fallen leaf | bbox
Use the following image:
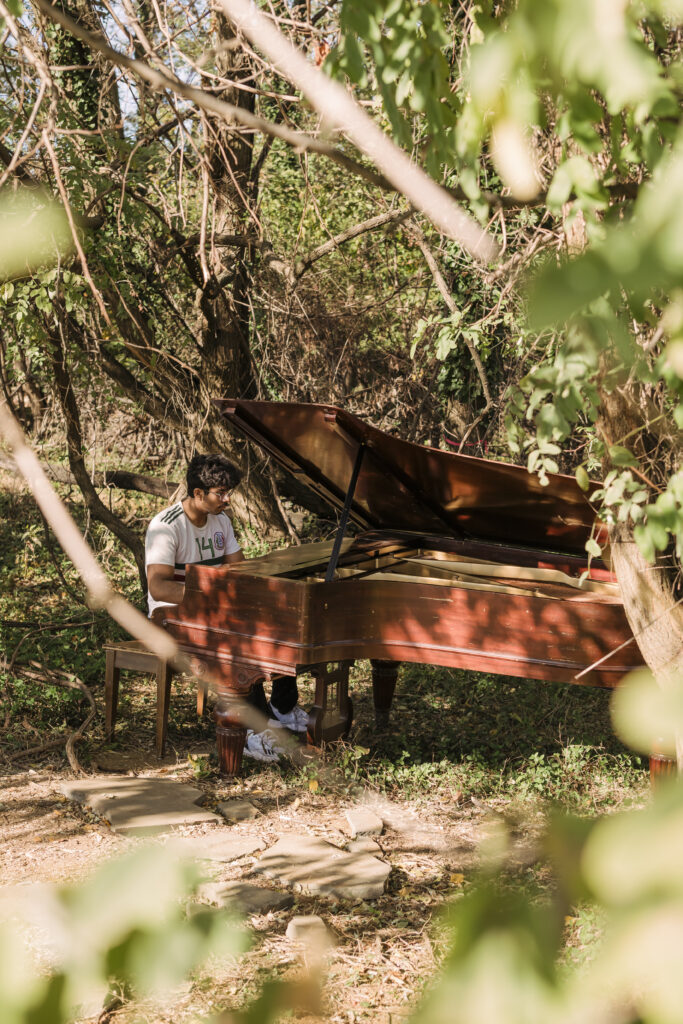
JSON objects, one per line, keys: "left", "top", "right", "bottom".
{"left": 309, "top": 778, "right": 319, "bottom": 793}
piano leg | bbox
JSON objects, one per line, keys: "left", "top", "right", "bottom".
{"left": 650, "top": 749, "right": 677, "bottom": 788}
{"left": 371, "top": 659, "right": 400, "bottom": 728}
{"left": 308, "top": 661, "right": 353, "bottom": 745}
{"left": 214, "top": 698, "right": 248, "bottom": 776}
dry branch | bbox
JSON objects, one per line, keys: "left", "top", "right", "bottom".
{"left": 0, "top": 452, "right": 178, "bottom": 497}
{"left": 9, "top": 662, "right": 95, "bottom": 773}
{"left": 410, "top": 224, "right": 493, "bottom": 445}
{"left": 294, "top": 208, "right": 412, "bottom": 280}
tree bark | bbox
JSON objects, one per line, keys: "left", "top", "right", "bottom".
{"left": 598, "top": 384, "right": 683, "bottom": 767}
{"left": 200, "top": 12, "right": 257, "bottom": 398}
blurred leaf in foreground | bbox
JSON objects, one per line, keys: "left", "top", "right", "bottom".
{"left": 0, "top": 188, "right": 73, "bottom": 281}
{"left": 611, "top": 667, "right": 683, "bottom": 759}
{"left": 2, "top": 844, "right": 247, "bottom": 1023}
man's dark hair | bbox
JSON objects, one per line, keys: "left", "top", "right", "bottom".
{"left": 186, "top": 454, "right": 242, "bottom": 495}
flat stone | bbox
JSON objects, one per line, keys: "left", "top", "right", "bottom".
{"left": 286, "top": 914, "right": 332, "bottom": 946}
{"left": 218, "top": 799, "right": 260, "bottom": 822}
{"left": 345, "top": 807, "right": 383, "bottom": 838}
{"left": 346, "top": 837, "right": 382, "bottom": 855}
{"left": 199, "top": 881, "right": 293, "bottom": 915}
{"left": 95, "top": 751, "right": 137, "bottom": 773}
{"left": 59, "top": 777, "right": 222, "bottom": 836}
{"left": 170, "top": 833, "right": 266, "bottom": 862}
{"left": 255, "top": 834, "right": 391, "bottom": 900}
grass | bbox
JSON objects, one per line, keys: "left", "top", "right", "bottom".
{"left": 300, "top": 661, "right": 647, "bottom": 813}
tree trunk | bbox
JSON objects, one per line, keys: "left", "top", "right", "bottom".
{"left": 50, "top": 323, "right": 147, "bottom": 593}
{"left": 200, "top": 12, "right": 257, "bottom": 398}
{"left": 598, "top": 385, "right": 683, "bottom": 767}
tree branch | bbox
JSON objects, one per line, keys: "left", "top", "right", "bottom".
{"left": 0, "top": 452, "right": 178, "bottom": 497}
{"left": 410, "top": 223, "right": 494, "bottom": 440}
{"left": 49, "top": 320, "right": 147, "bottom": 591}
{"left": 0, "top": 396, "right": 178, "bottom": 660}
{"left": 294, "top": 207, "right": 412, "bottom": 279}
{"left": 0, "top": 140, "right": 105, "bottom": 229}
{"left": 219, "top": 0, "right": 498, "bottom": 261}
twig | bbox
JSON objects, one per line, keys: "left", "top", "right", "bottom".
{"left": 268, "top": 464, "right": 300, "bottom": 545}
{"left": 0, "top": 617, "right": 92, "bottom": 628}
{"left": 410, "top": 224, "right": 493, "bottom": 435}
{"left": 9, "top": 662, "right": 96, "bottom": 773}
{"left": 40, "top": 511, "right": 88, "bottom": 605}
{"left": 6, "top": 734, "right": 69, "bottom": 762}
{"left": 574, "top": 591, "right": 683, "bottom": 680}
{"left": 42, "top": 130, "right": 112, "bottom": 327}
{"left": 3, "top": 618, "right": 92, "bottom": 676}
{"left": 629, "top": 464, "right": 664, "bottom": 495}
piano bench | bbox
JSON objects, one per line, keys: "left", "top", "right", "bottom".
{"left": 104, "top": 640, "right": 209, "bottom": 758}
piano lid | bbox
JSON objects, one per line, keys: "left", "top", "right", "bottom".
{"left": 217, "top": 399, "right": 605, "bottom": 558}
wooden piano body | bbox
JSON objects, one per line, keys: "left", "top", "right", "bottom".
{"left": 163, "top": 400, "right": 643, "bottom": 775}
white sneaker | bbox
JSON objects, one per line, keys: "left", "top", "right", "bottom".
{"left": 243, "top": 728, "right": 286, "bottom": 763}
{"left": 269, "top": 703, "right": 309, "bottom": 733}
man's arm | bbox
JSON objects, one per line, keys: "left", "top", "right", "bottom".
{"left": 147, "top": 563, "right": 185, "bottom": 605}
{"left": 224, "top": 550, "right": 245, "bottom": 565}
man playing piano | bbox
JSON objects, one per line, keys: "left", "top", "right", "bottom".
{"left": 145, "top": 453, "right": 308, "bottom": 761}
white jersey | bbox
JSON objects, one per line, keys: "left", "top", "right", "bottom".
{"left": 145, "top": 501, "right": 241, "bottom": 616}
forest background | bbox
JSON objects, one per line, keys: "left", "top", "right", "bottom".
{"left": 4, "top": 0, "right": 683, "bottom": 1023}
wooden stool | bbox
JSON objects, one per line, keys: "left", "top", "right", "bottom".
{"left": 104, "top": 640, "right": 208, "bottom": 758}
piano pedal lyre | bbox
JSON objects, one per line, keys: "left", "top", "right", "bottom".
{"left": 307, "top": 660, "right": 354, "bottom": 746}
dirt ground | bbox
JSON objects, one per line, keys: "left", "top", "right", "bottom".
{"left": 0, "top": 677, "right": 514, "bottom": 1024}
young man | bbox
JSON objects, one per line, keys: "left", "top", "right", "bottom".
{"left": 145, "top": 453, "right": 308, "bottom": 762}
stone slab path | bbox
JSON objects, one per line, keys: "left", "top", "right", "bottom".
{"left": 60, "top": 777, "right": 222, "bottom": 835}
{"left": 218, "top": 799, "right": 260, "bottom": 822}
{"left": 169, "top": 833, "right": 266, "bottom": 862}
{"left": 255, "top": 834, "right": 391, "bottom": 900}
{"left": 199, "top": 880, "right": 294, "bottom": 915}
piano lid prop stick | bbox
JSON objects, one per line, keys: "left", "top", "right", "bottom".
{"left": 325, "top": 444, "right": 365, "bottom": 583}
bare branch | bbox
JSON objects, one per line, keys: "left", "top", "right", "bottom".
{"left": 294, "top": 207, "right": 411, "bottom": 279}
{"left": 0, "top": 452, "right": 178, "bottom": 496}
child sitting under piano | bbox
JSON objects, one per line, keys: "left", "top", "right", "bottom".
{"left": 145, "top": 452, "right": 308, "bottom": 762}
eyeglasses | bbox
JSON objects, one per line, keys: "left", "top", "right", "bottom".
{"left": 207, "top": 488, "right": 232, "bottom": 500}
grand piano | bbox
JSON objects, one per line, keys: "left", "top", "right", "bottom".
{"left": 163, "top": 399, "right": 644, "bottom": 775}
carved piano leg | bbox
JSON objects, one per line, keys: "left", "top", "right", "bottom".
{"left": 214, "top": 698, "right": 248, "bottom": 776}
{"left": 371, "top": 659, "right": 400, "bottom": 728}
{"left": 188, "top": 657, "right": 268, "bottom": 776}
{"left": 308, "top": 661, "right": 353, "bottom": 746}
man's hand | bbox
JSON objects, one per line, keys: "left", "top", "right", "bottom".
{"left": 147, "top": 564, "right": 185, "bottom": 605}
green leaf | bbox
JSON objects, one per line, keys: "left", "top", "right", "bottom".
{"left": 575, "top": 466, "right": 590, "bottom": 491}
{"left": 585, "top": 538, "right": 602, "bottom": 558}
